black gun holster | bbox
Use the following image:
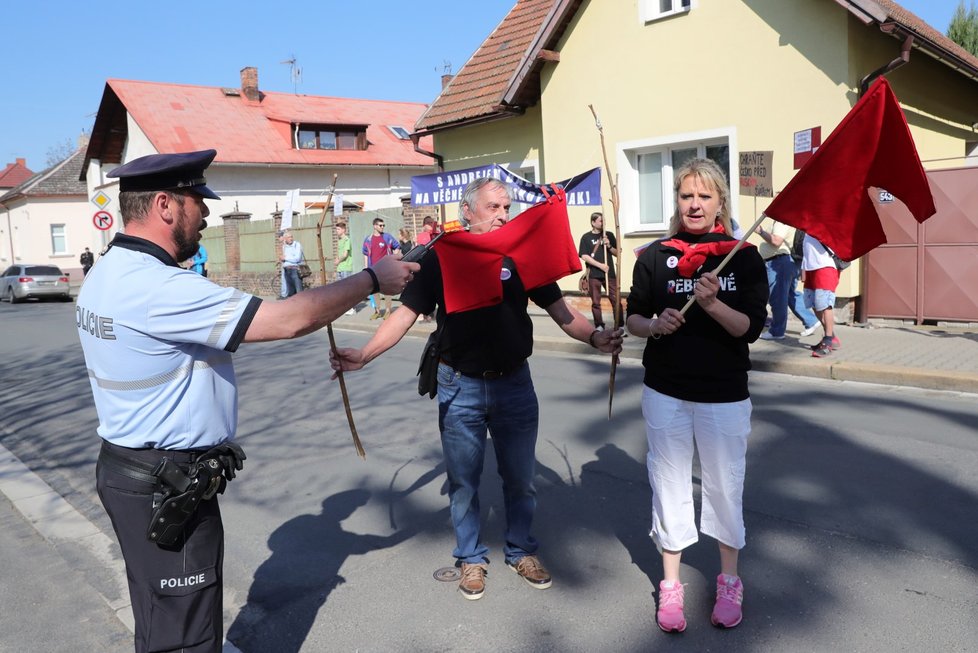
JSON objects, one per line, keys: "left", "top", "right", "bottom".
{"left": 146, "top": 443, "right": 247, "bottom": 546}
{"left": 147, "top": 457, "right": 222, "bottom": 546}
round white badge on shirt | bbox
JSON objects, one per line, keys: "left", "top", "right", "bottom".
{"left": 667, "top": 255, "right": 679, "bottom": 269}
{"left": 500, "top": 268, "right": 512, "bottom": 281}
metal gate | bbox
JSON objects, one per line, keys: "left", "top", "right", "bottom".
{"left": 865, "top": 167, "right": 978, "bottom": 323}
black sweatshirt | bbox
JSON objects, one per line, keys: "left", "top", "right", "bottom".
{"left": 627, "top": 231, "right": 769, "bottom": 402}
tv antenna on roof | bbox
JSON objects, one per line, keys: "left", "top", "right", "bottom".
{"left": 281, "top": 55, "right": 302, "bottom": 94}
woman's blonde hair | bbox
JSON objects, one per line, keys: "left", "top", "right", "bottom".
{"left": 667, "top": 158, "right": 732, "bottom": 237}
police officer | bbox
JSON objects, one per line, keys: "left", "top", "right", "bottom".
{"left": 76, "top": 149, "right": 417, "bottom": 653}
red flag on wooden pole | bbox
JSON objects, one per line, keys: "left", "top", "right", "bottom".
{"left": 435, "top": 188, "right": 582, "bottom": 314}
{"left": 764, "top": 77, "right": 936, "bottom": 261}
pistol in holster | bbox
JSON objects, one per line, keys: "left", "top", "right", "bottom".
{"left": 146, "top": 443, "right": 246, "bottom": 546}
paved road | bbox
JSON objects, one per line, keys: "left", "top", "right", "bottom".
{"left": 2, "top": 302, "right": 977, "bottom": 652}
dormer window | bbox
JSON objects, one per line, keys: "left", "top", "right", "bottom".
{"left": 388, "top": 126, "right": 411, "bottom": 140}
{"left": 296, "top": 124, "right": 367, "bottom": 150}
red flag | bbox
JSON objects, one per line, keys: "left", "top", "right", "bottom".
{"left": 764, "top": 77, "right": 936, "bottom": 261}
{"left": 435, "top": 188, "right": 582, "bottom": 313}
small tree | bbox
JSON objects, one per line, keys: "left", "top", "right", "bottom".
{"left": 948, "top": 0, "right": 978, "bottom": 57}
{"left": 44, "top": 138, "right": 77, "bottom": 168}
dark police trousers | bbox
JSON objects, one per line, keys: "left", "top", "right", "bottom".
{"left": 97, "top": 441, "right": 224, "bottom": 653}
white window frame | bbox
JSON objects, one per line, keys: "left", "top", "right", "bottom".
{"left": 640, "top": 0, "right": 693, "bottom": 24}
{"left": 50, "top": 224, "right": 67, "bottom": 255}
{"left": 508, "top": 159, "right": 540, "bottom": 215}
{"left": 617, "top": 127, "right": 738, "bottom": 236}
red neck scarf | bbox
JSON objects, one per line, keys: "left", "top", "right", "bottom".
{"left": 660, "top": 223, "right": 752, "bottom": 278}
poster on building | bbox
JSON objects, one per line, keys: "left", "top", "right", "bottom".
{"left": 793, "top": 127, "right": 821, "bottom": 169}
{"left": 411, "top": 165, "right": 602, "bottom": 207}
{"left": 739, "top": 151, "right": 774, "bottom": 198}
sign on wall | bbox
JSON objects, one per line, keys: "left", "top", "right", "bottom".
{"left": 739, "top": 151, "right": 773, "bottom": 198}
{"left": 793, "top": 127, "right": 821, "bottom": 169}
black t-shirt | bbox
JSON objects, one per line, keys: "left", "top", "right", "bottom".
{"left": 626, "top": 231, "right": 768, "bottom": 402}
{"left": 399, "top": 250, "right": 562, "bottom": 375}
{"left": 578, "top": 230, "right": 617, "bottom": 280}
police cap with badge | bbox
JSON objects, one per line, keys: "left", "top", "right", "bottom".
{"left": 108, "top": 149, "right": 221, "bottom": 199}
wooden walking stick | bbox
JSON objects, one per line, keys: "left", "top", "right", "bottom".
{"left": 314, "top": 174, "right": 366, "bottom": 458}
{"left": 588, "top": 104, "right": 623, "bottom": 419}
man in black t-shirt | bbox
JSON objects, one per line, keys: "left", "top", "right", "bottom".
{"left": 330, "top": 178, "right": 621, "bottom": 602}
{"left": 578, "top": 212, "right": 622, "bottom": 329}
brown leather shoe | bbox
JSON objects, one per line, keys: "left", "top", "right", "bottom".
{"left": 508, "top": 555, "right": 552, "bottom": 589}
{"left": 458, "top": 562, "right": 488, "bottom": 600}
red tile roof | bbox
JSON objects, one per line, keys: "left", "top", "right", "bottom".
{"left": 416, "top": 0, "right": 978, "bottom": 133}
{"left": 415, "top": 0, "right": 566, "bottom": 132}
{"left": 85, "top": 78, "right": 433, "bottom": 170}
{"left": 0, "top": 158, "right": 34, "bottom": 189}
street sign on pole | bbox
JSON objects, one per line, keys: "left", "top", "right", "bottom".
{"left": 91, "top": 191, "right": 111, "bottom": 210}
{"left": 93, "top": 210, "right": 114, "bottom": 231}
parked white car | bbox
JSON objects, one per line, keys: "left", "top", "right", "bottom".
{"left": 1, "top": 264, "right": 72, "bottom": 303}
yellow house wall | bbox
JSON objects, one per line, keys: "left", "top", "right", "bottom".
{"left": 432, "top": 104, "right": 544, "bottom": 178}
{"left": 541, "top": 0, "right": 856, "bottom": 294}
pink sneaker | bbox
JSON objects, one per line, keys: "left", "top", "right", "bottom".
{"left": 711, "top": 574, "right": 744, "bottom": 628}
{"left": 656, "top": 580, "right": 687, "bottom": 633}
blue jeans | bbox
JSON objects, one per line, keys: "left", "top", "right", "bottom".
{"left": 765, "top": 255, "right": 794, "bottom": 337}
{"left": 436, "top": 362, "right": 540, "bottom": 564}
{"left": 789, "top": 259, "right": 818, "bottom": 329}
{"left": 283, "top": 266, "right": 303, "bottom": 296}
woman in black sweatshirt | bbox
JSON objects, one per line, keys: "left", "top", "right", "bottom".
{"left": 626, "top": 158, "right": 768, "bottom": 633}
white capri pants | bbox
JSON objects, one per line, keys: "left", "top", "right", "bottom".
{"left": 642, "top": 386, "right": 751, "bottom": 552}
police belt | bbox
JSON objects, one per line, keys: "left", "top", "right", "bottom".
{"left": 98, "top": 440, "right": 246, "bottom": 547}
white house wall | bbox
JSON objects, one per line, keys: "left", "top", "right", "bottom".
{"left": 0, "top": 196, "right": 98, "bottom": 278}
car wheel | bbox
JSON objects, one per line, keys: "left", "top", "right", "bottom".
{"left": 6, "top": 286, "right": 22, "bottom": 304}
{"left": 61, "top": 294, "right": 73, "bottom": 302}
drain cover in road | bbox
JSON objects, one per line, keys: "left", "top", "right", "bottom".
{"left": 433, "top": 567, "right": 461, "bottom": 582}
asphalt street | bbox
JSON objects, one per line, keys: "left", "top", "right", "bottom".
{"left": 2, "top": 301, "right": 977, "bottom": 652}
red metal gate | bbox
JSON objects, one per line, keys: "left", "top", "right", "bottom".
{"left": 865, "top": 167, "right": 978, "bottom": 323}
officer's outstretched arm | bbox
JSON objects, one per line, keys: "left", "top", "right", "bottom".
{"left": 244, "top": 257, "right": 417, "bottom": 342}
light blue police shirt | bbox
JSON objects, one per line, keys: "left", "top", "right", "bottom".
{"left": 76, "top": 234, "right": 262, "bottom": 450}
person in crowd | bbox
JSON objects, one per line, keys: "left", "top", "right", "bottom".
{"left": 398, "top": 227, "right": 415, "bottom": 255}
{"left": 578, "top": 211, "right": 622, "bottom": 330}
{"left": 190, "top": 243, "right": 208, "bottom": 276}
{"left": 755, "top": 219, "right": 817, "bottom": 339}
{"left": 76, "top": 149, "right": 416, "bottom": 653}
{"left": 334, "top": 221, "right": 356, "bottom": 315}
{"left": 80, "top": 247, "right": 95, "bottom": 275}
{"left": 802, "top": 234, "right": 842, "bottom": 357}
{"left": 280, "top": 231, "right": 305, "bottom": 297}
{"left": 331, "top": 177, "right": 622, "bottom": 601}
{"left": 626, "top": 158, "right": 768, "bottom": 632}
{"left": 362, "top": 217, "right": 400, "bottom": 318}
{"left": 416, "top": 215, "right": 437, "bottom": 246}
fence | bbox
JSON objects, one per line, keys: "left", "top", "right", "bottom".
{"left": 201, "top": 207, "right": 405, "bottom": 297}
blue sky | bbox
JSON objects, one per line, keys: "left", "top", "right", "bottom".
{"left": 0, "top": 0, "right": 961, "bottom": 171}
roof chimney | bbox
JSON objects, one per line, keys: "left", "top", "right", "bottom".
{"left": 241, "top": 67, "right": 260, "bottom": 102}
{"left": 441, "top": 74, "right": 453, "bottom": 89}
{"left": 15, "top": 158, "right": 25, "bottom": 166}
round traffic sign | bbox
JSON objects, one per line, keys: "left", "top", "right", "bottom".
{"left": 93, "top": 210, "right": 114, "bottom": 231}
